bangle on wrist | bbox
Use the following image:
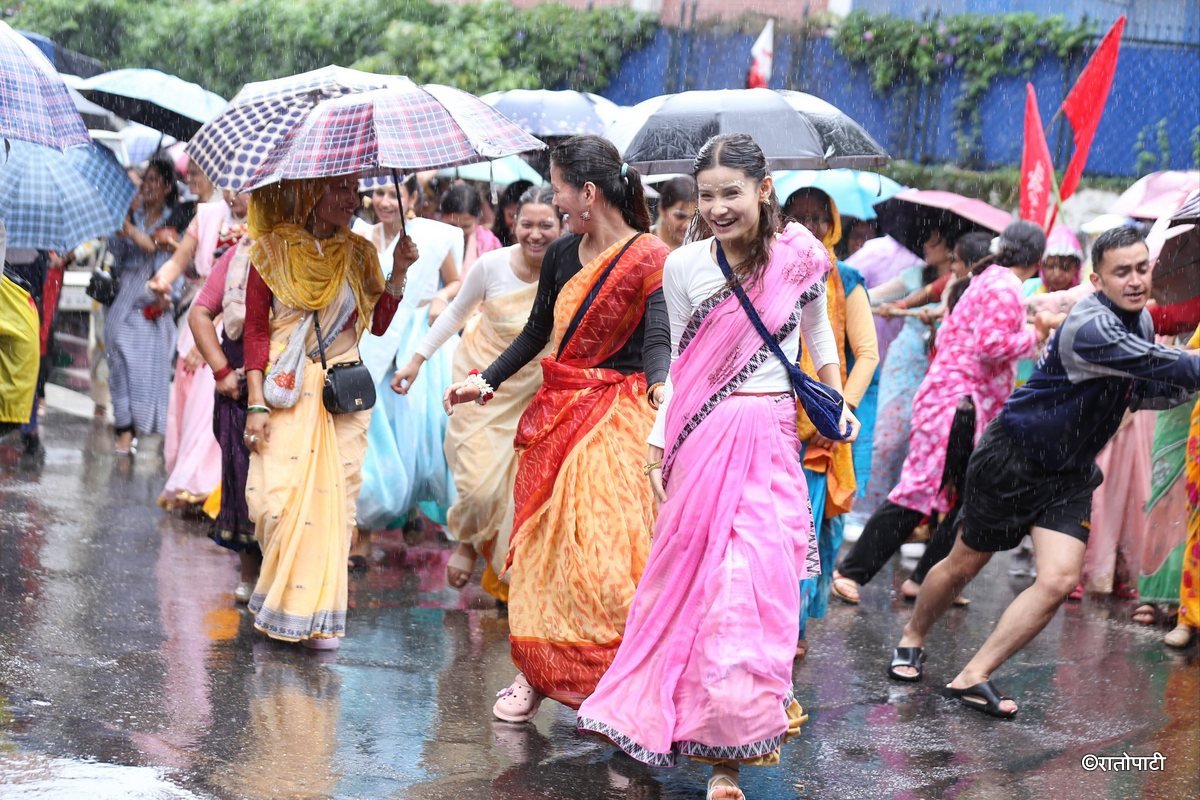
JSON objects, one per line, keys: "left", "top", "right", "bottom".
{"left": 642, "top": 460, "right": 663, "bottom": 476}
{"left": 213, "top": 364, "right": 233, "bottom": 381}
{"left": 465, "top": 369, "right": 495, "bottom": 405}
{"left": 646, "top": 382, "right": 665, "bottom": 409}
{"left": 247, "top": 404, "right": 270, "bottom": 414}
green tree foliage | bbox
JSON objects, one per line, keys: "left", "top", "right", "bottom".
{"left": 12, "top": 0, "right": 654, "bottom": 98}
{"left": 835, "top": 12, "right": 1093, "bottom": 167}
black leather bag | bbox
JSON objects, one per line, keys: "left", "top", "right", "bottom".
{"left": 312, "top": 313, "right": 376, "bottom": 414}
{"left": 85, "top": 269, "right": 120, "bottom": 306}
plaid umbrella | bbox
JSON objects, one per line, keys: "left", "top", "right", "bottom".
{"left": 0, "top": 140, "right": 136, "bottom": 251}
{"left": 0, "top": 22, "right": 89, "bottom": 150}
{"left": 188, "top": 66, "right": 401, "bottom": 191}
{"left": 74, "top": 68, "right": 227, "bottom": 142}
{"left": 242, "top": 83, "right": 545, "bottom": 190}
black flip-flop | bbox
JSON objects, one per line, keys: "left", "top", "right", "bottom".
{"left": 946, "top": 680, "right": 1017, "bottom": 719}
{"left": 347, "top": 555, "right": 369, "bottom": 573}
{"left": 887, "top": 647, "right": 926, "bottom": 682}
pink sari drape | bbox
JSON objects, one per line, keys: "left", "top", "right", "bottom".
{"left": 578, "top": 225, "right": 827, "bottom": 766}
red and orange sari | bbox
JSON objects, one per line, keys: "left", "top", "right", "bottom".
{"left": 506, "top": 233, "right": 667, "bottom": 708}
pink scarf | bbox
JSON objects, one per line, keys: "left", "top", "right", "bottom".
{"left": 663, "top": 223, "right": 828, "bottom": 479}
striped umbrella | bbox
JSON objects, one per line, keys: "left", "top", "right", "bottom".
{"left": 0, "top": 22, "right": 89, "bottom": 150}
{"left": 241, "top": 83, "right": 545, "bottom": 190}
{"left": 0, "top": 140, "right": 136, "bottom": 251}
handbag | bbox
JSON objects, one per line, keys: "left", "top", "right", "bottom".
{"left": 85, "top": 268, "right": 119, "bottom": 306}
{"left": 262, "top": 314, "right": 312, "bottom": 409}
{"left": 714, "top": 242, "right": 850, "bottom": 441}
{"left": 312, "top": 313, "right": 376, "bottom": 415}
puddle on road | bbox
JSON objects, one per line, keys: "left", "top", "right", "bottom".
{"left": 0, "top": 750, "right": 206, "bottom": 799}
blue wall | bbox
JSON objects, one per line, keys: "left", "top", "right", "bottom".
{"left": 604, "top": 28, "right": 1199, "bottom": 178}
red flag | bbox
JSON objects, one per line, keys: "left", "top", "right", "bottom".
{"left": 1020, "top": 83, "right": 1056, "bottom": 227}
{"left": 746, "top": 20, "right": 774, "bottom": 89}
{"left": 1058, "top": 15, "right": 1126, "bottom": 201}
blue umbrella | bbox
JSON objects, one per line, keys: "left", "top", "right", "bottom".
{"left": 482, "top": 89, "right": 618, "bottom": 138}
{"left": 0, "top": 21, "right": 89, "bottom": 150}
{"left": 437, "top": 155, "right": 544, "bottom": 185}
{"left": 75, "top": 68, "right": 227, "bottom": 142}
{"left": 772, "top": 169, "right": 903, "bottom": 220}
{"left": 0, "top": 140, "right": 136, "bottom": 250}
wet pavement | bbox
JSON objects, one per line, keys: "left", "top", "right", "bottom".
{"left": 0, "top": 410, "right": 1197, "bottom": 800}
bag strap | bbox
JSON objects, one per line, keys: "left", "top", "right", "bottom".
{"left": 311, "top": 312, "right": 329, "bottom": 370}
{"left": 713, "top": 241, "right": 807, "bottom": 388}
{"left": 556, "top": 233, "right": 642, "bottom": 359}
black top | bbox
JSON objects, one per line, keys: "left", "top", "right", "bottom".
{"left": 482, "top": 234, "right": 670, "bottom": 390}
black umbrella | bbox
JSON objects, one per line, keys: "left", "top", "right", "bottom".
{"left": 607, "top": 88, "right": 887, "bottom": 175}
{"left": 74, "top": 68, "right": 226, "bottom": 142}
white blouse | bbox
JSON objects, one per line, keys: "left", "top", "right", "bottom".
{"left": 414, "top": 245, "right": 536, "bottom": 359}
{"left": 648, "top": 237, "right": 840, "bottom": 448}
{"left": 352, "top": 217, "right": 464, "bottom": 307}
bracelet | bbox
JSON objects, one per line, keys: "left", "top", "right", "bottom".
{"left": 385, "top": 276, "right": 407, "bottom": 299}
{"left": 642, "top": 460, "right": 662, "bottom": 476}
{"left": 465, "top": 369, "right": 495, "bottom": 405}
{"left": 247, "top": 404, "right": 270, "bottom": 414}
{"left": 213, "top": 364, "right": 233, "bottom": 381}
{"left": 646, "top": 382, "right": 665, "bottom": 410}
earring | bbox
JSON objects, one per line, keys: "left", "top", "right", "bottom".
{"left": 579, "top": 208, "right": 592, "bottom": 222}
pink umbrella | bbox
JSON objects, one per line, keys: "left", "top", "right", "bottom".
{"left": 1109, "top": 170, "right": 1200, "bottom": 220}
{"left": 873, "top": 188, "right": 1012, "bottom": 257}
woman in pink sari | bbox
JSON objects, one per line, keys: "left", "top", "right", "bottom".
{"left": 577, "top": 134, "right": 858, "bottom": 800}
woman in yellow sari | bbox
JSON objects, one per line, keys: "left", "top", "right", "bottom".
{"left": 445, "top": 135, "right": 671, "bottom": 720}
{"left": 241, "top": 175, "right": 416, "bottom": 649}
{"left": 392, "top": 187, "right": 561, "bottom": 600}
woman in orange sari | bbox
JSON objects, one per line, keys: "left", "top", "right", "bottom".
{"left": 445, "top": 135, "right": 670, "bottom": 721}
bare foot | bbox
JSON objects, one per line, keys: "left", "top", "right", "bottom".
{"left": 795, "top": 639, "right": 808, "bottom": 660}
{"left": 900, "top": 578, "right": 920, "bottom": 600}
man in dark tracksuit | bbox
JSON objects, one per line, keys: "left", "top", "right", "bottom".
{"left": 887, "top": 226, "right": 1200, "bottom": 717}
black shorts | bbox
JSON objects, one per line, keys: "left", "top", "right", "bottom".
{"left": 958, "top": 421, "right": 1103, "bottom": 553}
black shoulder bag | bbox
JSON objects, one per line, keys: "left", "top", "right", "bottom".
{"left": 714, "top": 242, "right": 850, "bottom": 442}
{"left": 312, "top": 313, "right": 376, "bottom": 414}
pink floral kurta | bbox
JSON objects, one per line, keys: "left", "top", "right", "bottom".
{"left": 888, "top": 264, "right": 1037, "bottom": 515}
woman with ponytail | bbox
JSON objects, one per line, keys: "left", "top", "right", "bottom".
{"left": 578, "top": 134, "right": 856, "bottom": 800}
{"left": 444, "top": 134, "right": 671, "bottom": 722}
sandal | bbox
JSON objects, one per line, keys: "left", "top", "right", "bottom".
{"left": 1114, "top": 582, "right": 1138, "bottom": 600}
{"left": 446, "top": 548, "right": 476, "bottom": 589}
{"left": 830, "top": 571, "right": 860, "bottom": 605}
{"left": 1067, "top": 583, "right": 1084, "bottom": 602}
{"left": 887, "top": 646, "right": 926, "bottom": 682}
{"left": 1164, "top": 623, "right": 1195, "bottom": 649}
{"left": 493, "top": 673, "right": 543, "bottom": 723}
{"left": 946, "top": 679, "right": 1017, "bottom": 719}
{"left": 706, "top": 767, "right": 743, "bottom": 800}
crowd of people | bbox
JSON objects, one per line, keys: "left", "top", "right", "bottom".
{"left": 3, "top": 124, "right": 1199, "bottom": 799}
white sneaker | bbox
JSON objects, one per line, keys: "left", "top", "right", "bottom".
{"left": 234, "top": 581, "right": 253, "bottom": 604}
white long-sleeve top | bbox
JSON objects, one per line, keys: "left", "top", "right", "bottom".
{"left": 648, "top": 238, "right": 840, "bottom": 449}
{"left": 414, "top": 245, "right": 537, "bottom": 360}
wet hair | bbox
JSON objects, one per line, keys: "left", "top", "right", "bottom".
{"left": 551, "top": 134, "right": 652, "bottom": 232}
{"left": 1091, "top": 226, "right": 1146, "bottom": 272}
{"left": 691, "top": 133, "right": 779, "bottom": 285}
{"left": 144, "top": 157, "right": 179, "bottom": 207}
{"left": 783, "top": 186, "right": 833, "bottom": 219}
{"left": 492, "top": 179, "right": 535, "bottom": 245}
{"left": 515, "top": 185, "right": 558, "bottom": 218}
{"left": 979, "top": 219, "right": 1046, "bottom": 274}
{"left": 955, "top": 232, "right": 993, "bottom": 273}
{"left": 656, "top": 175, "right": 697, "bottom": 211}
{"left": 438, "top": 184, "right": 484, "bottom": 218}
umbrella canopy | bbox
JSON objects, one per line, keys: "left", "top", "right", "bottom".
{"left": 74, "top": 68, "right": 227, "bottom": 142}
{"left": 436, "top": 154, "right": 544, "bottom": 185}
{"left": 482, "top": 89, "right": 619, "bottom": 137}
{"left": 67, "top": 85, "right": 125, "bottom": 132}
{"left": 188, "top": 66, "right": 405, "bottom": 191}
{"left": 608, "top": 88, "right": 887, "bottom": 175}
{"left": 0, "top": 140, "right": 136, "bottom": 250}
{"left": 242, "top": 83, "right": 545, "bottom": 190}
{"left": 775, "top": 91, "right": 889, "bottom": 170}
{"left": 1151, "top": 223, "right": 1198, "bottom": 306}
{"left": 0, "top": 21, "right": 89, "bottom": 150}
{"left": 1108, "top": 170, "right": 1200, "bottom": 220}
{"left": 772, "top": 169, "right": 903, "bottom": 220}
{"left": 874, "top": 189, "right": 1012, "bottom": 257}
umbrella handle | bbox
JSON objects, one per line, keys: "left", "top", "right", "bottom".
{"left": 391, "top": 168, "right": 406, "bottom": 237}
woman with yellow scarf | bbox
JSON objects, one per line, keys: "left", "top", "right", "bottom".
{"left": 783, "top": 187, "right": 880, "bottom": 659}
{"left": 240, "top": 175, "right": 417, "bottom": 649}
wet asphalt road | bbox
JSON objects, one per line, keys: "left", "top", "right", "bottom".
{"left": 0, "top": 410, "right": 1197, "bottom": 800}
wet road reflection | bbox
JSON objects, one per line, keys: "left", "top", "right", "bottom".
{"left": 0, "top": 413, "right": 1196, "bottom": 799}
